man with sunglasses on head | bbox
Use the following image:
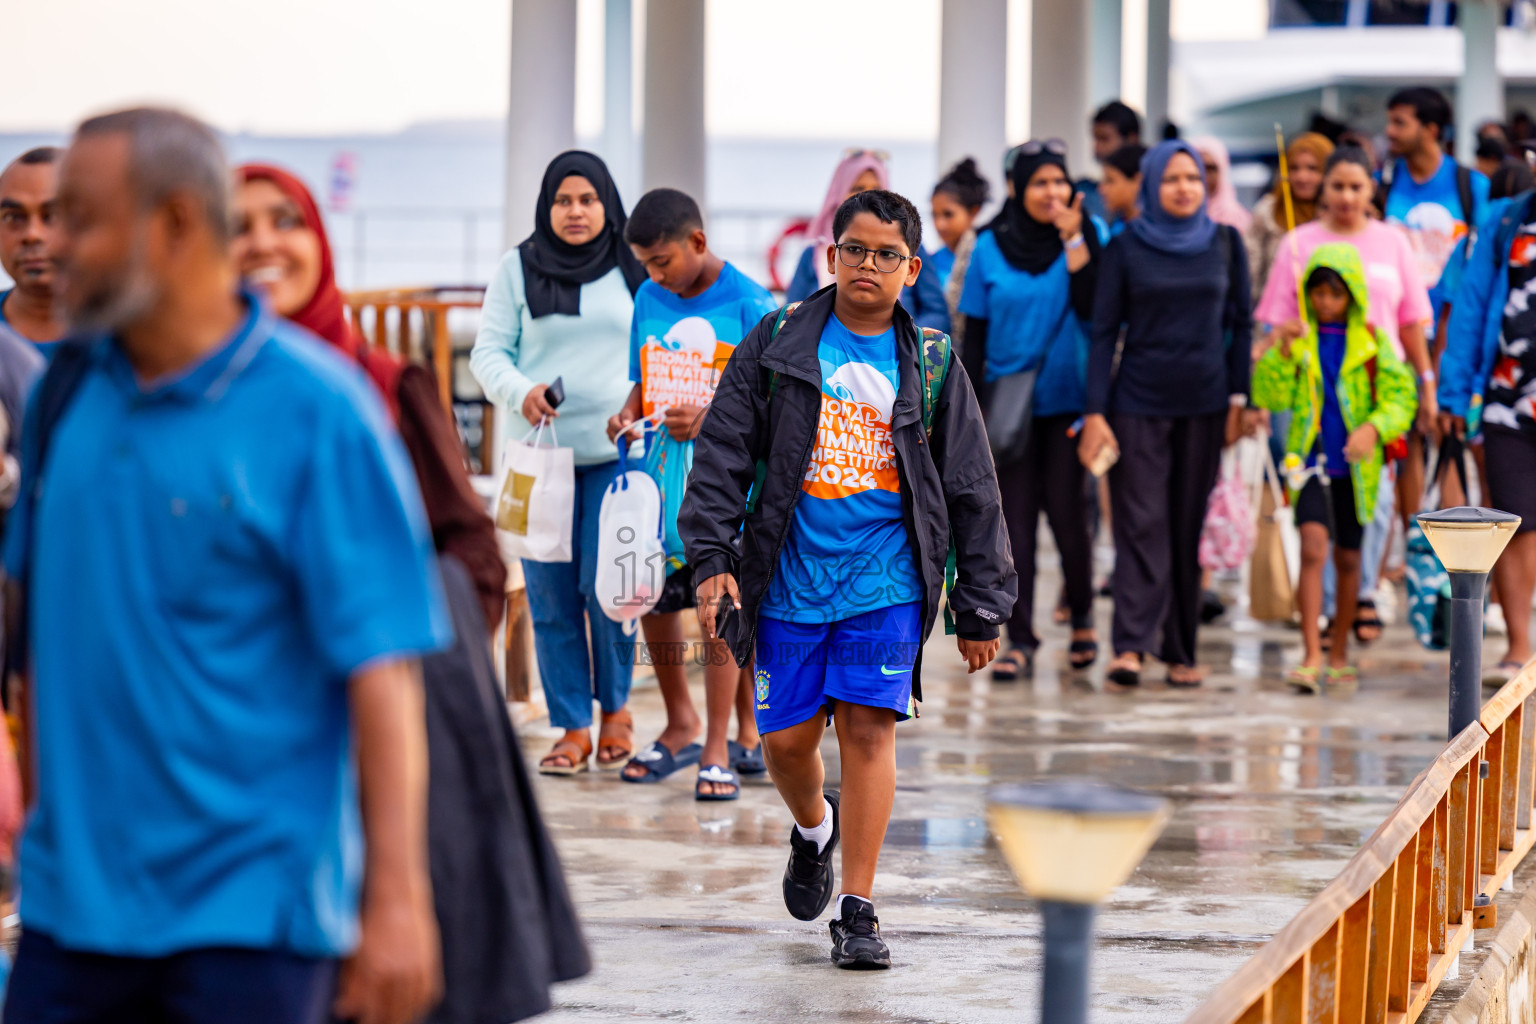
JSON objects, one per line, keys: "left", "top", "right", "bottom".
{"left": 679, "top": 188, "right": 1013, "bottom": 970}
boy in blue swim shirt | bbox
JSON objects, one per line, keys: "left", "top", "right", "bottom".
{"left": 679, "top": 189, "right": 1014, "bottom": 968}
{"left": 609, "top": 188, "right": 776, "bottom": 800}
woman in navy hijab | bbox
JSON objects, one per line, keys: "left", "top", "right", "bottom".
{"left": 1076, "top": 140, "right": 1255, "bottom": 688}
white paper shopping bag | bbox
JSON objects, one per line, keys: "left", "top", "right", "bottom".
{"left": 495, "top": 420, "right": 574, "bottom": 563}
{"left": 594, "top": 441, "right": 666, "bottom": 632}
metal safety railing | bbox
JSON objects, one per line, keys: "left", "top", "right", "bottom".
{"left": 1187, "top": 660, "right": 1536, "bottom": 1023}
{"left": 344, "top": 285, "right": 494, "bottom": 473}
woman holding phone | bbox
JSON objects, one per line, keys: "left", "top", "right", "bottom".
{"left": 472, "top": 150, "right": 647, "bottom": 775}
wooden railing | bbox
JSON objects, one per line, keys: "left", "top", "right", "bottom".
{"left": 344, "top": 285, "right": 492, "bottom": 471}
{"left": 1187, "top": 661, "right": 1536, "bottom": 1023}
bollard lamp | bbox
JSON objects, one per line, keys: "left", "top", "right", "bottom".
{"left": 988, "top": 781, "right": 1170, "bottom": 1024}
{"left": 1416, "top": 507, "right": 1521, "bottom": 740}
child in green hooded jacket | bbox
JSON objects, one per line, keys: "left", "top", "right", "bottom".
{"left": 1252, "top": 241, "right": 1417, "bottom": 691}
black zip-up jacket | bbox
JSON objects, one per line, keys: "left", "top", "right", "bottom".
{"left": 678, "top": 286, "right": 1016, "bottom": 702}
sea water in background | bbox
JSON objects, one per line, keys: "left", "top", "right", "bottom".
{"left": 0, "top": 123, "right": 942, "bottom": 292}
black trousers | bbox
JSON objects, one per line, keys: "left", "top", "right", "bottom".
{"left": 997, "top": 413, "right": 1095, "bottom": 650}
{"left": 1107, "top": 411, "right": 1226, "bottom": 667}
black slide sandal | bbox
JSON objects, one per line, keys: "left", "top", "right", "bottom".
{"left": 991, "top": 648, "right": 1032, "bottom": 681}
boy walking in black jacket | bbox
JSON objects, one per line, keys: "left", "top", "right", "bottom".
{"left": 679, "top": 189, "right": 1014, "bottom": 968}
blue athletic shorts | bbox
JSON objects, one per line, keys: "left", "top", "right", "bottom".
{"left": 752, "top": 602, "right": 922, "bottom": 734}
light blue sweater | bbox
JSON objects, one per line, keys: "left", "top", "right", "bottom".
{"left": 471, "top": 254, "right": 636, "bottom": 466}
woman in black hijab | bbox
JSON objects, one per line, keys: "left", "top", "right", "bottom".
{"left": 518, "top": 150, "right": 647, "bottom": 319}
{"left": 471, "top": 150, "right": 647, "bottom": 776}
{"left": 957, "top": 140, "right": 1105, "bottom": 680}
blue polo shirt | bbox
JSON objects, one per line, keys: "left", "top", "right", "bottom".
{"left": 3, "top": 297, "right": 452, "bottom": 957}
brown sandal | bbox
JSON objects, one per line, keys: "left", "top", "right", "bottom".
{"left": 1167, "top": 664, "right": 1208, "bottom": 688}
{"left": 539, "top": 729, "right": 593, "bottom": 776}
{"left": 596, "top": 708, "right": 635, "bottom": 770}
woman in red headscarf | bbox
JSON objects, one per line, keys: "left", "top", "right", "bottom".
{"left": 231, "top": 165, "right": 590, "bottom": 1023}
{"left": 231, "top": 164, "right": 506, "bottom": 628}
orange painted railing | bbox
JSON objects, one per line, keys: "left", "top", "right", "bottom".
{"left": 344, "top": 286, "right": 492, "bottom": 472}
{"left": 1186, "top": 660, "right": 1536, "bottom": 1023}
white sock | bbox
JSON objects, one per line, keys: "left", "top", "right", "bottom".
{"left": 836, "top": 893, "right": 872, "bottom": 919}
{"left": 795, "top": 798, "right": 834, "bottom": 854}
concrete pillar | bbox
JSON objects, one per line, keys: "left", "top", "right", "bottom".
{"left": 504, "top": 0, "right": 577, "bottom": 246}
{"left": 1457, "top": 0, "right": 1503, "bottom": 163}
{"left": 1031, "top": 0, "right": 1094, "bottom": 171}
{"left": 939, "top": 0, "right": 1008, "bottom": 182}
{"left": 1091, "top": 0, "right": 1124, "bottom": 107}
{"left": 641, "top": 0, "right": 707, "bottom": 202}
{"left": 602, "top": 0, "right": 635, "bottom": 200}
{"left": 1144, "top": 0, "right": 1171, "bottom": 136}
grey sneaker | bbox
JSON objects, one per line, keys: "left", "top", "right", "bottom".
{"left": 829, "top": 897, "right": 891, "bottom": 969}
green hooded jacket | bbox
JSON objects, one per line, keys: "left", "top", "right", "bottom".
{"left": 1251, "top": 241, "right": 1418, "bottom": 524}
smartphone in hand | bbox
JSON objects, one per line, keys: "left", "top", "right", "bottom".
{"left": 545, "top": 376, "right": 566, "bottom": 410}
{"left": 714, "top": 593, "right": 737, "bottom": 638}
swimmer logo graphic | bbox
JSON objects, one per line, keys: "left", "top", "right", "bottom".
{"left": 1399, "top": 200, "right": 1467, "bottom": 288}
{"left": 803, "top": 360, "right": 901, "bottom": 500}
{"left": 755, "top": 668, "right": 771, "bottom": 708}
{"left": 639, "top": 315, "right": 732, "bottom": 417}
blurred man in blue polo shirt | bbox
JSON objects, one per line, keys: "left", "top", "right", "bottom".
{"left": 2, "top": 107, "right": 452, "bottom": 1024}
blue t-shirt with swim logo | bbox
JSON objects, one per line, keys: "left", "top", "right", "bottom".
{"left": 628, "top": 261, "right": 776, "bottom": 417}
{"left": 760, "top": 315, "right": 923, "bottom": 623}
{"left": 1382, "top": 156, "right": 1489, "bottom": 323}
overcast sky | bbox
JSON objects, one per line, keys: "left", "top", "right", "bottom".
{"left": 5, "top": 0, "right": 1267, "bottom": 138}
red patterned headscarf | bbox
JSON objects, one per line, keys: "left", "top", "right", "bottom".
{"left": 236, "top": 163, "right": 402, "bottom": 419}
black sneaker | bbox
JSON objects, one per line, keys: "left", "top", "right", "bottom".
{"left": 782, "top": 792, "right": 839, "bottom": 921}
{"left": 830, "top": 897, "right": 891, "bottom": 969}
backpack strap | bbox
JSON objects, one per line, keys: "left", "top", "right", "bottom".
{"left": 744, "top": 303, "right": 801, "bottom": 515}
{"left": 4, "top": 339, "right": 94, "bottom": 693}
{"left": 1456, "top": 163, "right": 1477, "bottom": 244}
{"left": 1365, "top": 353, "right": 1378, "bottom": 404}
{"left": 918, "top": 327, "right": 952, "bottom": 437}
{"left": 918, "top": 325, "right": 959, "bottom": 634}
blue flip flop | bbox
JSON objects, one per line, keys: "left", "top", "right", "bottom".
{"left": 729, "top": 739, "right": 767, "bottom": 776}
{"left": 695, "top": 764, "right": 741, "bottom": 802}
{"left": 621, "top": 741, "right": 702, "bottom": 783}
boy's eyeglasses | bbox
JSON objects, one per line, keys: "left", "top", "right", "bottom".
{"left": 842, "top": 147, "right": 891, "bottom": 163}
{"left": 835, "top": 243, "right": 911, "bottom": 274}
{"left": 1018, "top": 138, "right": 1068, "bottom": 157}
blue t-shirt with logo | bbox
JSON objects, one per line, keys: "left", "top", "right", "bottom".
{"left": 760, "top": 315, "right": 923, "bottom": 623}
{"left": 1383, "top": 156, "right": 1489, "bottom": 324}
{"left": 957, "top": 222, "right": 1107, "bottom": 417}
{"left": 628, "top": 261, "right": 774, "bottom": 571}
{"left": 628, "top": 261, "right": 776, "bottom": 415}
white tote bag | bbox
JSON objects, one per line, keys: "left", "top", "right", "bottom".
{"left": 594, "top": 443, "right": 667, "bottom": 633}
{"left": 494, "top": 419, "right": 575, "bottom": 563}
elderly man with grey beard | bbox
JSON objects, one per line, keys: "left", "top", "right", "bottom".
{"left": 0, "top": 107, "right": 451, "bottom": 1024}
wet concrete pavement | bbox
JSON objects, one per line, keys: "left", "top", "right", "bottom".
{"left": 521, "top": 581, "right": 1491, "bottom": 1023}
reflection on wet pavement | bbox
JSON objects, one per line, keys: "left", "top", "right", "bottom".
{"left": 528, "top": 596, "right": 1474, "bottom": 1022}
